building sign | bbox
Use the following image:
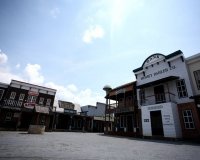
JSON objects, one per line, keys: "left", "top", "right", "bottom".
{"left": 147, "top": 105, "right": 163, "bottom": 110}
{"left": 144, "top": 119, "right": 149, "bottom": 122}
{"left": 24, "top": 102, "right": 35, "bottom": 109}
{"left": 144, "top": 54, "right": 165, "bottom": 66}
{"left": 64, "top": 109, "right": 77, "bottom": 114}
{"left": 58, "top": 100, "right": 75, "bottom": 110}
{"left": 141, "top": 65, "right": 176, "bottom": 80}
{"left": 163, "top": 114, "right": 173, "bottom": 125}
{"left": 28, "top": 91, "right": 39, "bottom": 96}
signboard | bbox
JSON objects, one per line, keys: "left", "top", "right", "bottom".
{"left": 58, "top": 100, "right": 75, "bottom": 110}
{"left": 64, "top": 109, "right": 77, "bottom": 114}
{"left": 24, "top": 103, "right": 35, "bottom": 109}
{"left": 28, "top": 91, "right": 39, "bottom": 96}
{"left": 143, "top": 54, "right": 165, "bottom": 66}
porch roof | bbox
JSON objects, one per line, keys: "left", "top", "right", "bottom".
{"left": 137, "top": 76, "right": 179, "bottom": 89}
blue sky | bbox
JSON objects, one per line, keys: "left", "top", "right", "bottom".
{"left": 0, "top": 0, "right": 200, "bottom": 106}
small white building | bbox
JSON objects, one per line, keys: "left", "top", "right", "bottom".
{"left": 133, "top": 50, "right": 194, "bottom": 138}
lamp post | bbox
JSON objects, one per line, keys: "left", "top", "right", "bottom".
{"left": 103, "top": 85, "right": 112, "bottom": 133}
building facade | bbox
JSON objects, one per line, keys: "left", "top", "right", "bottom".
{"left": 103, "top": 82, "right": 141, "bottom": 136}
{"left": 0, "top": 80, "right": 56, "bottom": 131}
{"left": 133, "top": 50, "right": 197, "bottom": 139}
{"left": 185, "top": 53, "right": 200, "bottom": 138}
{"left": 53, "top": 100, "right": 93, "bottom": 132}
{"left": 81, "top": 102, "right": 106, "bottom": 132}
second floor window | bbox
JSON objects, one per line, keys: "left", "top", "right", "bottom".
{"left": 39, "top": 97, "right": 44, "bottom": 105}
{"left": 10, "top": 92, "right": 16, "bottom": 100}
{"left": 46, "top": 98, "right": 51, "bottom": 106}
{"left": 120, "top": 115, "right": 126, "bottom": 128}
{"left": 0, "top": 89, "right": 4, "bottom": 100}
{"left": 19, "top": 94, "right": 25, "bottom": 101}
{"left": 194, "top": 70, "right": 200, "bottom": 90}
{"left": 176, "top": 79, "right": 188, "bottom": 98}
{"left": 139, "top": 89, "right": 145, "bottom": 105}
{"left": 27, "top": 95, "right": 37, "bottom": 103}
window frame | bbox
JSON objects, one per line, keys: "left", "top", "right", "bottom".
{"left": 139, "top": 89, "right": 145, "bottom": 105}
{"left": 19, "top": 93, "right": 25, "bottom": 101}
{"left": 120, "top": 115, "right": 126, "bottom": 128}
{"left": 182, "top": 110, "right": 195, "bottom": 129}
{"left": 176, "top": 79, "right": 188, "bottom": 98}
{"left": 0, "top": 89, "right": 4, "bottom": 100}
{"left": 194, "top": 70, "right": 200, "bottom": 90}
{"left": 46, "top": 98, "right": 51, "bottom": 106}
{"left": 10, "top": 92, "right": 16, "bottom": 100}
{"left": 27, "top": 95, "right": 37, "bottom": 103}
{"left": 39, "top": 97, "right": 44, "bottom": 105}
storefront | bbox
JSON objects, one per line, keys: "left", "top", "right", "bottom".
{"left": 133, "top": 50, "right": 194, "bottom": 139}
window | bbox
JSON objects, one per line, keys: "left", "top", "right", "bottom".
{"left": 194, "top": 70, "right": 200, "bottom": 90}
{"left": 0, "top": 89, "right": 4, "bottom": 100}
{"left": 27, "top": 95, "right": 37, "bottom": 103}
{"left": 10, "top": 92, "right": 16, "bottom": 100}
{"left": 5, "top": 112, "right": 12, "bottom": 121}
{"left": 120, "top": 115, "right": 126, "bottom": 128}
{"left": 46, "top": 99, "right": 51, "bottom": 106}
{"left": 19, "top": 94, "right": 25, "bottom": 101}
{"left": 39, "top": 97, "right": 44, "bottom": 105}
{"left": 139, "top": 89, "right": 145, "bottom": 105}
{"left": 176, "top": 79, "right": 188, "bottom": 98}
{"left": 182, "top": 110, "right": 195, "bottom": 129}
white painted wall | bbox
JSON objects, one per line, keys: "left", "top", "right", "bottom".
{"left": 136, "top": 56, "right": 193, "bottom": 104}
{"left": 186, "top": 53, "right": 200, "bottom": 96}
{"left": 142, "top": 102, "right": 182, "bottom": 138}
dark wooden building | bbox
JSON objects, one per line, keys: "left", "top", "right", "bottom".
{"left": 52, "top": 100, "right": 93, "bottom": 132}
{"left": 103, "top": 82, "right": 142, "bottom": 137}
{"left": 0, "top": 80, "right": 56, "bottom": 131}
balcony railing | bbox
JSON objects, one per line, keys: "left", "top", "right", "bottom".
{"left": 106, "top": 103, "right": 135, "bottom": 114}
{"left": 1, "top": 99, "right": 23, "bottom": 108}
{"left": 140, "top": 92, "right": 176, "bottom": 106}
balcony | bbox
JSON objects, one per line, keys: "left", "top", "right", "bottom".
{"left": 106, "top": 103, "right": 135, "bottom": 114}
{"left": 0, "top": 99, "right": 23, "bottom": 108}
{"left": 140, "top": 92, "right": 176, "bottom": 106}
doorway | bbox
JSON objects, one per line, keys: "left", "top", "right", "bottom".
{"left": 150, "top": 110, "right": 164, "bottom": 136}
{"left": 154, "top": 85, "right": 166, "bottom": 104}
{"left": 127, "top": 115, "right": 133, "bottom": 132}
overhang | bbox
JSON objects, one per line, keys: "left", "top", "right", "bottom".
{"left": 137, "top": 76, "right": 179, "bottom": 89}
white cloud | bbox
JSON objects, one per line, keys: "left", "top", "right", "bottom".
{"left": 0, "top": 67, "right": 23, "bottom": 84}
{"left": 24, "top": 64, "right": 44, "bottom": 85}
{"left": 45, "top": 82, "right": 104, "bottom": 107}
{"left": 50, "top": 7, "right": 60, "bottom": 18}
{"left": 83, "top": 25, "right": 105, "bottom": 43}
{"left": 0, "top": 51, "right": 8, "bottom": 64}
{"left": 0, "top": 52, "right": 105, "bottom": 109}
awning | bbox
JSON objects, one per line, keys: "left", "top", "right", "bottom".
{"left": 137, "top": 76, "right": 179, "bottom": 89}
{"left": 35, "top": 105, "right": 49, "bottom": 114}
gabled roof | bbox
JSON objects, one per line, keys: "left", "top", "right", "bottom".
{"left": 133, "top": 50, "right": 183, "bottom": 73}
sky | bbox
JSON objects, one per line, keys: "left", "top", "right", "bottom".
{"left": 0, "top": 0, "right": 200, "bottom": 107}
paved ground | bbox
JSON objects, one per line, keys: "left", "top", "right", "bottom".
{"left": 0, "top": 132, "right": 200, "bottom": 160}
